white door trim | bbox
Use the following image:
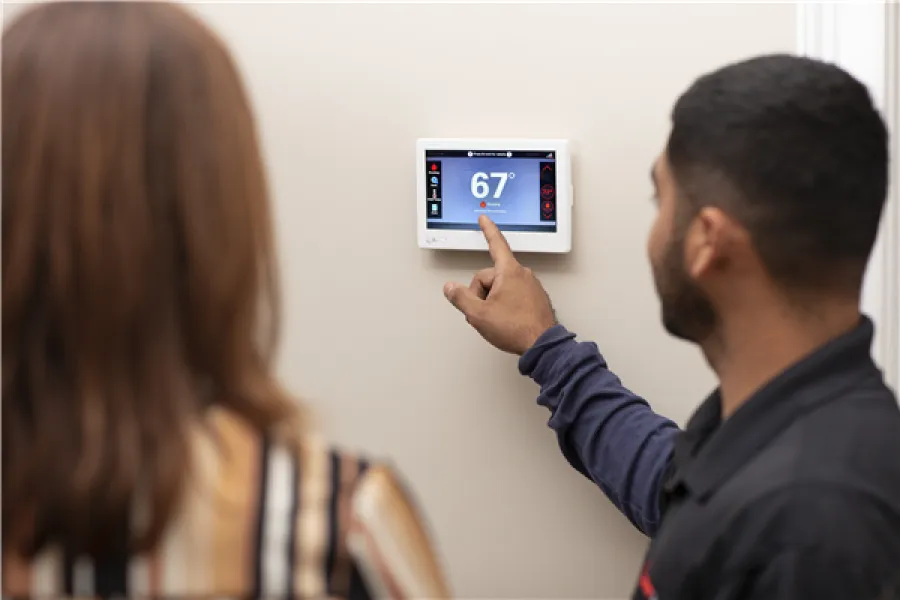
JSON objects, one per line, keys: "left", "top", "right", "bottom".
{"left": 797, "top": 1, "right": 900, "bottom": 392}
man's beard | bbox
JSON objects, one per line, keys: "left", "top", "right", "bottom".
{"left": 654, "top": 235, "right": 718, "bottom": 343}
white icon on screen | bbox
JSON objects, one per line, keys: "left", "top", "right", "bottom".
{"left": 468, "top": 151, "right": 473, "bottom": 157}
{"left": 507, "top": 152, "right": 512, "bottom": 157}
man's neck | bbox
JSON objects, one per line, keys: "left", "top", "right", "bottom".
{"left": 702, "top": 300, "right": 861, "bottom": 419}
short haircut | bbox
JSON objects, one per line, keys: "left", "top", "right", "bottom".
{"left": 667, "top": 53, "right": 889, "bottom": 292}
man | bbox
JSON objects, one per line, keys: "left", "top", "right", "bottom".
{"left": 444, "top": 54, "right": 900, "bottom": 599}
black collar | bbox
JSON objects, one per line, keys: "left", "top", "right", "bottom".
{"left": 665, "top": 316, "right": 880, "bottom": 502}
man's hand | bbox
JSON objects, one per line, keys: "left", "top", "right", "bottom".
{"left": 443, "top": 215, "right": 558, "bottom": 355}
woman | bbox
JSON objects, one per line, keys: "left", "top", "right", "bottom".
{"left": 1, "top": 2, "right": 449, "bottom": 598}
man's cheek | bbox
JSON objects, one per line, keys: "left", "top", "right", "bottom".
{"left": 647, "top": 221, "right": 662, "bottom": 263}
{"left": 648, "top": 228, "right": 668, "bottom": 270}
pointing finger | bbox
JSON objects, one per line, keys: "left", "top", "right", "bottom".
{"left": 479, "top": 215, "right": 515, "bottom": 268}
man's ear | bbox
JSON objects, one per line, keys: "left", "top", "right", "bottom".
{"left": 683, "top": 206, "right": 731, "bottom": 279}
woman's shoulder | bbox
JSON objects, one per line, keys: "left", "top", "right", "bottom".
{"left": 200, "top": 408, "right": 449, "bottom": 599}
{"left": 344, "top": 463, "right": 451, "bottom": 599}
{"left": 203, "top": 405, "right": 378, "bottom": 518}
{"left": 199, "top": 407, "right": 385, "bottom": 597}
{"left": 206, "top": 405, "right": 374, "bottom": 468}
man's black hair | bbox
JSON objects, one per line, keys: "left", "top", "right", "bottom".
{"left": 667, "top": 53, "right": 889, "bottom": 292}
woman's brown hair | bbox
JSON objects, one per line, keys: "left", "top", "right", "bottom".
{"left": 2, "top": 1, "right": 299, "bottom": 558}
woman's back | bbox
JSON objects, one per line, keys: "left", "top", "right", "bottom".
{"left": 1, "top": 3, "right": 448, "bottom": 597}
{"left": 4, "top": 408, "right": 425, "bottom": 598}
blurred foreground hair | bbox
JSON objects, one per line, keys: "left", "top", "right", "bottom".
{"left": 3, "top": 1, "right": 300, "bottom": 557}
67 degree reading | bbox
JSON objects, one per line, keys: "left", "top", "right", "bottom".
{"left": 470, "top": 172, "right": 515, "bottom": 200}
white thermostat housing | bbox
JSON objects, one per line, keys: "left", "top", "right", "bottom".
{"left": 417, "top": 138, "right": 572, "bottom": 253}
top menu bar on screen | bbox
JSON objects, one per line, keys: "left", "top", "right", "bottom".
{"left": 425, "top": 150, "right": 556, "bottom": 159}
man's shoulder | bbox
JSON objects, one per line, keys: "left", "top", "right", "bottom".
{"left": 724, "top": 479, "right": 900, "bottom": 569}
{"left": 801, "top": 379, "right": 900, "bottom": 431}
{"left": 717, "top": 384, "right": 900, "bottom": 542}
{"left": 738, "top": 383, "right": 900, "bottom": 494}
{"left": 741, "top": 478, "right": 898, "bottom": 527}
{"left": 731, "top": 383, "right": 900, "bottom": 545}
{"left": 708, "top": 481, "right": 900, "bottom": 599}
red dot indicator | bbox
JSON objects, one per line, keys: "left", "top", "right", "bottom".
{"left": 431, "top": 164, "right": 437, "bottom": 171}
{"left": 480, "top": 201, "right": 487, "bottom": 208}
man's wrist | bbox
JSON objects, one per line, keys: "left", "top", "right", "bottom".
{"left": 520, "top": 319, "right": 558, "bottom": 356}
{"left": 518, "top": 324, "right": 578, "bottom": 382}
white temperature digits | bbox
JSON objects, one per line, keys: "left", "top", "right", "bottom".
{"left": 470, "top": 172, "right": 515, "bottom": 199}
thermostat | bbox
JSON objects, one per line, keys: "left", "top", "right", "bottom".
{"left": 417, "top": 138, "right": 573, "bottom": 253}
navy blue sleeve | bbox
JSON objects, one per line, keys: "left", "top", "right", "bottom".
{"left": 518, "top": 325, "right": 681, "bottom": 537}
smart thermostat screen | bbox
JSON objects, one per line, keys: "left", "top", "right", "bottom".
{"left": 424, "top": 150, "right": 557, "bottom": 233}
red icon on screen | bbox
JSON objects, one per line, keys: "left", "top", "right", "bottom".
{"left": 480, "top": 201, "right": 487, "bottom": 208}
{"left": 431, "top": 164, "right": 438, "bottom": 171}
{"left": 541, "top": 184, "right": 555, "bottom": 200}
{"left": 545, "top": 202, "right": 552, "bottom": 210}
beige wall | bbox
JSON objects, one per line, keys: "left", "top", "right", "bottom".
{"left": 194, "top": 3, "right": 796, "bottom": 598}
{"left": 4, "top": 2, "right": 796, "bottom": 597}
{"left": 191, "top": 4, "right": 796, "bottom": 597}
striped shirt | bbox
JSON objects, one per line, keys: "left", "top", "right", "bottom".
{"left": 2, "top": 409, "right": 393, "bottom": 599}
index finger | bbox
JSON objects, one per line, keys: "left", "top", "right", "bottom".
{"left": 479, "top": 215, "right": 515, "bottom": 267}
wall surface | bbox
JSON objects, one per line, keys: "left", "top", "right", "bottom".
{"left": 3, "top": 2, "right": 796, "bottom": 597}
{"left": 190, "top": 3, "right": 796, "bottom": 598}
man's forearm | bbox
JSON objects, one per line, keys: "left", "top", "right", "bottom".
{"left": 519, "top": 325, "right": 680, "bottom": 537}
